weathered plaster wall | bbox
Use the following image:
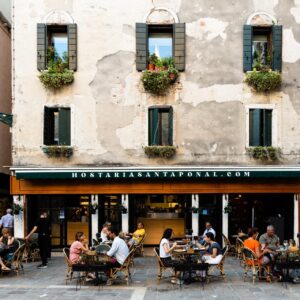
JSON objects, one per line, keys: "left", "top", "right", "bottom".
{"left": 0, "top": 21, "right": 11, "bottom": 174}
{"left": 12, "top": 0, "right": 300, "bottom": 167}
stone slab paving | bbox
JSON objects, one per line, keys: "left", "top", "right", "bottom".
{"left": 0, "top": 253, "right": 300, "bottom": 300}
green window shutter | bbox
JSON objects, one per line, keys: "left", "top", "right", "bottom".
{"left": 149, "top": 108, "right": 159, "bottom": 145}
{"left": 173, "top": 23, "right": 185, "bottom": 71}
{"left": 136, "top": 23, "right": 148, "bottom": 71}
{"left": 249, "top": 109, "right": 261, "bottom": 146}
{"left": 68, "top": 24, "right": 77, "bottom": 71}
{"left": 37, "top": 23, "right": 47, "bottom": 71}
{"left": 243, "top": 25, "right": 253, "bottom": 72}
{"left": 168, "top": 107, "right": 173, "bottom": 146}
{"left": 263, "top": 110, "right": 272, "bottom": 146}
{"left": 58, "top": 108, "right": 71, "bottom": 145}
{"left": 44, "top": 107, "right": 53, "bottom": 145}
{"left": 272, "top": 25, "right": 282, "bottom": 72}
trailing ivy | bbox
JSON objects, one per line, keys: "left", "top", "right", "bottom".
{"left": 144, "top": 146, "right": 176, "bottom": 159}
{"left": 39, "top": 47, "right": 74, "bottom": 90}
{"left": 246, "top": 146, "right": 281, "bottom": 161}
{"left": 245, "top": 69, "right": 281, "bottom": 92}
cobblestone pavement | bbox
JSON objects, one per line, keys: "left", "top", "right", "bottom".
{"left": 0, "top": 252, "right": 300, "bottom": 300}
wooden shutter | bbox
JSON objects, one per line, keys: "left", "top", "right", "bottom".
{"left": 263, "top": 110, "right": 272, "bottom": 146}
{"left": 44, "top": 107, "right": 53, "bottom": 145}
{"left": 249, "top": 109, "right": 261, "bottom": 146}
{"left": 136, "top": 23, "right": 148, "bottom": 71}
{"left": 272, "top": 25, "right": 282, "bottom": 72}
{"left": 168, "top": 107, "right": 173, "bottom": 146}
{"left": 58, "top": 108, "right": 71, "bottom": 145}
{"left": 243, "top": 25, "right": 253, "bottom": 72}
{"left": 149, "top": 108, "right": 159, "bottom": 146}
{"left": 173, "top": 23, "right": 185, "bottom": 71}
{"left": 68, "top": 24, "right": 77, "bottom": 71}
{"left": 37, "top": 23, "right": 47, "bottom": 71}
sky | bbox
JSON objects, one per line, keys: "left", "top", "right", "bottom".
{"left": 0, "top": 0, "right": 11, "bottom": 23}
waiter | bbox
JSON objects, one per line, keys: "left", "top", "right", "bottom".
{"left": 25, "top": 211, "right": 51, "bottom": 269}
{"left": 0, "top": 208, "right": 14, "bottom": 234}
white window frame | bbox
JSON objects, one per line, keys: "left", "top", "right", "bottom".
{"left": 245, "top": 104, "right": 278, "bottom": 148}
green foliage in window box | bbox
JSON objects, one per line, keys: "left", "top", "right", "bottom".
{"left": 190, "top": 206, "right": 199, "bottom": 213}
{"left": 246, "top": 146, "right": 281, "bottom": 161}
{"left": 142, "top": 57, "right": 179, "bottom": 95}
{"left": 39, "top": 47, "right": 74, "bottom": 90}
{"left": 245, "top": 69, "right": 281, "bottom": 92}
{"left": 42, "top": 146, "right": 74, "bottom": 158}
{"left": 144, "top": 146, "right": 176, "bottom": 159}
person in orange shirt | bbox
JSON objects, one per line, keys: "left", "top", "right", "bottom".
{"left": 244, "top": 227, "right": 271, "bottom": 265}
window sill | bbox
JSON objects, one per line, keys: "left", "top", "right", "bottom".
{"left": 42, "top": 145, "right": 74, "bottom": 158}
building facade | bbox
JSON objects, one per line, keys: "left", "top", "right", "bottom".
{"left": 11, "top": 0, "right": 300, "bottom": 246}
{"left": 0, "top": 7, "right": 12, "bottom": 216}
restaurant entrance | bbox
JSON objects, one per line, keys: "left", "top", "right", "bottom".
{"left": 228, "top": 193, "right": 294, "bottom": 241}
{"left": 27, "top": 195, "right": 91, "bottom": 247}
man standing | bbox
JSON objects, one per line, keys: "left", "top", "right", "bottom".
{"left": 25, "top": 211, "right": 51, "bottom": 269}
{"left": 0, "top": 208, "right": 14, "bottom": 233}
{"left": 202, "top": 222, "right": 216, "bottom": 238}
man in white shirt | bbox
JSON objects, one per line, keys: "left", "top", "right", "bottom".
{"left": 106, "top": 227, "right": 129, "bottom": 267}
{"left": 202, "top": 222, "right": 216, "bottom": 238}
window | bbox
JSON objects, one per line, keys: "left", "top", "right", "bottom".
{"left": 37, "top": 23, "right": 77, "bottom": 71}
{"left": 148, "top": 106, "right": 173, "bottom": 146}
{"left": 249, "top": 109, "right": 272, "bottom": 147}
{"left": 243, "top": 25, "right": 282, "bottom": 72}
{"left": 136, "top": 23, "right": 185, "bottom": 71}
{"left": 47, "top": 25, "right": 68, "bottom": 66}
{"left": 44, "top": 107, "right": 71, "bottom": 146}
{"left": 148, "top": 25, "right": 173, "bottom": 59}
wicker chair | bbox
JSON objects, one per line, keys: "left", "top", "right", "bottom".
{"left": 133, "top": 233, "right": 147, "bottom": 257}
{"left": 222, "top": 234, "right": 235, "bottom": 255}
{"left": 235, "top": 237, "right": 244, "bottom": 261}
{"left": 153, "top": 247, "right": 174, "bottom": 281}
{"left": 107, "top": 249, "right": 135, "bottom": 286}
{"left": 207, "top": 246, "right": 229, "bottom": 281}
{"left": 5, "top": 243, "right": 26, "bottom": 275}
{"left": 95, "top": 243, "right": 111, "bottom": 254}
{"left": 242, "top": 246, "right": 271, "bottom": 284}
{"left": 63, "top": 247, "right": 74, "bottom": 284}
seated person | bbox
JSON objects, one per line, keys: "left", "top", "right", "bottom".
{"left": 69, "top": 232, "right": 89, "bottom": 264}
{"left": 100, "top": 222, "right": 111, "bottom": 243}
{"left": 289, "top": 239, "right": 298, "bottom": 252}
{"left": 0, "top": 228, "right": 15, "bottom": 271}
{"left": 201, "top": 232, "right": 223, "bottom": 264}
{"left": 244, "top": 227, "right": 271, "bottom": 265}
{"left": 106, "top": 227, "right": 129, "bottom": 267}
{"left": 128, "top": 222, "right": 145, "bottom": 246}
{"left": 259, "top": 225, "right": 279, "bottom": 264}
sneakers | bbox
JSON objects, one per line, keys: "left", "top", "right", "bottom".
{"left": 37, "top": 264, "right": 48, "bottom": 269}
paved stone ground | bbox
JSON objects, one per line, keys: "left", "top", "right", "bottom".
{"left": 0, "top": 251, "right": 299, "bottom": 300}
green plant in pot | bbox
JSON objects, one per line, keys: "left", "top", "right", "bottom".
{"left": 89, "top": 203, "right": 98, "bottom": 214}
{"left": 144, "top": 145, "right": 176, "bottom": 158}
{"left": 246, "top": 146, "right": 281, "bottom": 161}
{"left": 148, "top": 53, "right": 158, "bottom": 70}
{"left": 39, "top": 47, "right": 74, "bottom": 90}
{"left": 141, "top": 70, "right": 171, "bottom": 95}
{"left": 13, "top": 203, "right": 23, "bottom": 215}
{"left": 168, "top": 65, "right": 179, "bottom": 83}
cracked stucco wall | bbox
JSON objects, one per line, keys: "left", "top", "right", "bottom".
{"left": 12, "top": 0, "right": 300, "bottom": 167}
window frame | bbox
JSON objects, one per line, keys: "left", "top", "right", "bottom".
{"left": 245, "top": 104, "right": 278, "bottom": 148}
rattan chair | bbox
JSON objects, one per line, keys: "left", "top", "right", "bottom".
{"left": 153, "top": 247, "right": 174, "bottom": 281}
{"left": 133, "top": 233, "right": 147, "bottom": 257}
{"left": 236, "top": 237, "right": 244, "bottom": 260}
{"left": 5, "top": 243, "right": 26, "bottom": 275}
{"left": 242, "top": 246, "right": 271, "bottom": 284}
{"left": 95, "top": 243, "right": 111, "bottom": 254}
{"left": 107, "top": 249, "right": 135, "bottom": 286}
{"left": 222, "top": 234, "right": 235, "bottom": 255}
{"left": 63, "top": 247, "right": 74, "bottom": 284}
{"left": 207, "top": 246, "right": 229, "bottom": 281}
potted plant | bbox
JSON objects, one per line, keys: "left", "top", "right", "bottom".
{"left": 13, "top": 203, "right": 23, "bottom": 215}
{"left": 89, "top": 203, "right": 98, "bottom": 214}
{"left": 190, "top": 206, "right": 199, "bottom": 214}
{"left": 148, "top": 53, "right": 158, "bottom": 70}
{"left": 42, "top": 146, "right": 74, "bottom": 158}
{"left": 119, "top": 204, "right": 128, "bottom": 214}
{"left": 39, "top": 47, "right": 74, "bottom": 90}
{"left": 144, "top": 145, "right": 176, "bottom": 158}
{"left": 168, "top": 65, "right": 179, "bottom": 83}
{"left": 246, "top": 146, "right": 281, "bottom": 161}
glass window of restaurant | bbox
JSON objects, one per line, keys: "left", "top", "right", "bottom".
{"left": 129, "top": 195, "right": 191, "bottom": 245}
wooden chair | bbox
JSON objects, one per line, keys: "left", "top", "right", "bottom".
{"left": 107, "top": 249, "right": 135, "bottom": 286}
{"left": 222, "top": 234, "right": 235, "bottom": 255}
{"left": 235, "top": 237, "right": 244, "bottom": 261}
{"left": 63, "top": 247, "right": 74, "bottom": 284}
{"left": 242, "top": 246, "right": 271, "bottom": 284}
{"left": 95, "top": 244, "right": 111, "bottom": 254}
{"left": 134, "top": 233, "right": 147, "bottom": 257}
{"left": 153, "top": 247, "right": 174, "bottom": 281}
{"left": 207, "top": 246, "right": 229, "bottom": 281}
{"left": 5, "top": 243, "right": 26, "bottom": 275}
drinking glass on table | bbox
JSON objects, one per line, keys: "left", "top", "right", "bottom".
{"left": 283, "top": 240, "right": 288, "bottom": 250}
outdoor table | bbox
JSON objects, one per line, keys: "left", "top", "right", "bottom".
{"left": 275, "top": 249, "right": 300, "bottom": 285}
